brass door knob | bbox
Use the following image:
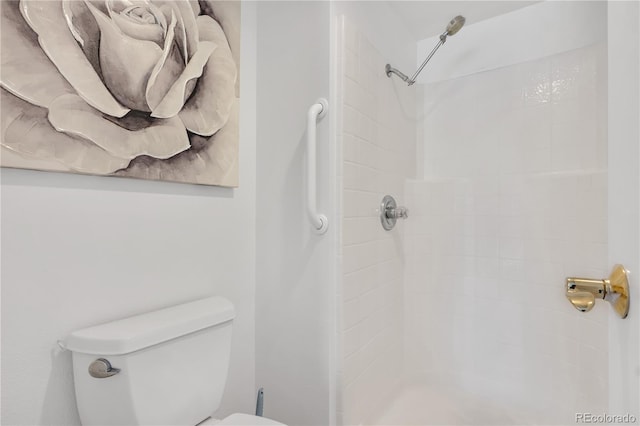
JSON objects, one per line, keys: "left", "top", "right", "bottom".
{"left": 566, "top": 264, "right": 630, "bottom": 319}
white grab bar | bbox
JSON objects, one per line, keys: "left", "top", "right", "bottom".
{"left": 307, "top": 98, "right": 329, "bottom": 234}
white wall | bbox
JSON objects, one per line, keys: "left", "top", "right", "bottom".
{"left": 332, "top": 4, "right": 418, "bottom": 424}
{"left": 332, "top": 2, "right": 416, "bottom": 78}
{"left": 254, "top": 3, "right": 336, "bottom": 426}
{"left": 406, "top": 42, "right": 609, "bottom": 418}
{"left": 607, "top": 0, "right": 640, "bottom": 419}
{"left": 0, "top": 3, "right": 257, "bottom": 424}
{"left": 406, "top": 1, "right": 610, "bottom": 423}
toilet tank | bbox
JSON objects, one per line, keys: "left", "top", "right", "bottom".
{"left": 65, "top": 297, "right": 235, "bottom": 426}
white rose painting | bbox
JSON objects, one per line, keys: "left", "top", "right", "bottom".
{"left": 0, "top": 0, "right": 240, "bottom": 187}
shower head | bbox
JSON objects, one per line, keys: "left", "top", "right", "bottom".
{"left": 385, "top": 15, "right": 466, "bottom": 86}
{"left": 445, "top": 15, "right": 466, "bottom": 36}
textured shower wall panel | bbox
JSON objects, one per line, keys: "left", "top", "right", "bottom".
{"left": 336, "top": 17, "right": 416, "bottom": 426}
{"left": 406, "top": 43, "right": 608, "bottom": 424}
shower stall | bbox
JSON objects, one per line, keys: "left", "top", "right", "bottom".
{"left": 257, "top": 1, "right": 639, "bottom": 425}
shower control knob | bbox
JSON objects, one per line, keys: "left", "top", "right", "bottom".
{"left": 380, "top": 195, "right": 408, "bottom": 230}
{"left": 388, "top": 206, "right": 409, "bottom": 219}
{"left": 88, "top": 358, "right": 121, "bottom": 378}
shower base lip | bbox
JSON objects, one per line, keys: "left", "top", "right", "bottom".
{"left": 361, "top": 374, "right": 536, "bottom": 426}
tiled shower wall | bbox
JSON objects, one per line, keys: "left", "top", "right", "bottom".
{"left": 405, "top": 43, "right": 608, "bottom": 424}
{"left": 336, "top": 17, "right": 417, "bottom": 426}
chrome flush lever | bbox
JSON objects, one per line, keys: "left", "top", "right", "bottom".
{"left": 88, "top": 358, "right": 121, "bottom": 378}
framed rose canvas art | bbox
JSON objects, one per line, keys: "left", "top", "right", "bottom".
{"left": 1, "top": 0, "right": 240, "bottom": 187}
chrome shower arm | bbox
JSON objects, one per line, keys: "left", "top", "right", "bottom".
{"left": 385, "top": 15, "right": 465, "bottom": 86}
{"left": 386, "top": 32, "right": 447, "bottom": 86}
{"left": 409, "top": 34, "right": 446, "bottom": 84}
{"left": 385, "top": 65, "right": 411, "bottom": 84}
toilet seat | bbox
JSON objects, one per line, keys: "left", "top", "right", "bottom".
{"left": 201, "top": 413, "right": 286, "bottom": 426}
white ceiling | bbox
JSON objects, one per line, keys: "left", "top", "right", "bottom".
{"left": 387, "top": 1, "right": 541, "bottom": 41}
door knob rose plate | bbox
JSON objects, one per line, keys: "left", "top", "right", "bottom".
{"left": 566, "top": 264, "right": 630, "bottom": 319}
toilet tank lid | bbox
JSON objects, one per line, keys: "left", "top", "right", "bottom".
{"left": 64, "top": 297, "right": 235, "bottom": 355}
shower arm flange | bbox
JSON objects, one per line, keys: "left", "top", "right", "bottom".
{"left": 385, "top": 64, "right": 414, "bottom": 85}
